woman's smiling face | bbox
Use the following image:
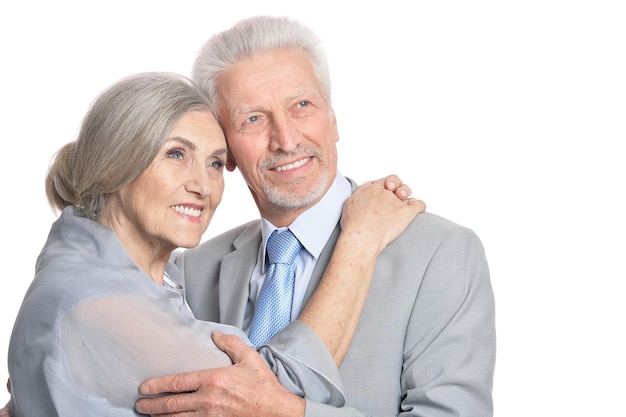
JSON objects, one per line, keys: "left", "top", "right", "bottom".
{"left": 103, "top": 109, "right": 227, "bottom": 257}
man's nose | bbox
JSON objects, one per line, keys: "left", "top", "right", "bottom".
{"left": 269, "top": 114, "right": 299, "bottom": 152}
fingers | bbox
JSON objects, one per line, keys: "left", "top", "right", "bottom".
{"left": 212, "top": 331, "right": 256, "bottom": 364}
{"left": 135, "top": 391, "right": 196, "bottom": 415}
{"left": 382, "top": 173, "right": 425, "bottom": 210}
{"left": 136, "top": 368, "right": 225, "bottom": 415}
{"left": 383, "top": 174, "right": 401, "bottom": 190}
{"left": 382, "top": 174, "right": 413, "bottom": 201}
{"left": 344, "top": 176, "right": 426, "bottom": 251}
{"left": 407, "top": 197, "right": 426, "bottom": 211}
{"left": 139, "top": 370, "right": 202, "bottom": 396}
{"left": 393, "top": 184, "right": 411, "bottom": 200}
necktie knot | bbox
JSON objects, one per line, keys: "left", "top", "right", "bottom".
{"left": 267, "top": 229, "right": 302, "bottom": 265}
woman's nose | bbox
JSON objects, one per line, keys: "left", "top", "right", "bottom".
{"left": 185, "top": 165, "right": 211, "bottom": 197}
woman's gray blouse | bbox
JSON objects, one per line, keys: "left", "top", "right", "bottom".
{"left": 9, "top": 207, "right": 343, "bottom": 416}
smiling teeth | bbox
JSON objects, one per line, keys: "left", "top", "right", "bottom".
{"left": 172, "top": 205, "right": 201, "bottom": 217}
{"left": 275, "top": 157, "right": 310, "bottom": 172}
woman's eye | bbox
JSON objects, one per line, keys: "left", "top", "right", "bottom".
{"left": 167, "top": 149, "right": 185, "bottom": 160}
{"left": 208, "top": 159, "right": 226, "bottom": 170}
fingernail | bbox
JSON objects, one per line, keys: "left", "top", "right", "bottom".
{"left": 387, "top": 182, "right": 396, "bottom": 189}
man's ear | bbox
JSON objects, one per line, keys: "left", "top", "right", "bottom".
{"left": 226, "top": 150, "right": 237, "bottom": 172}
{"left": 330, "top": 109, "right": 339, "bottom": 143}
{"left": 226, "top": 160, "right": 237, "bottom": 172}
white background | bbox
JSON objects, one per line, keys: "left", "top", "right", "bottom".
{"left": 1, "top": 1, "right": 624, "bottom": 416}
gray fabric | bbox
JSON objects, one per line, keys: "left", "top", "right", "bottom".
{"left": 181, "top": 178, "right": 496, "bottom": 417}
{"left": 8, "top": 207, "right": 344, "bottom": 417}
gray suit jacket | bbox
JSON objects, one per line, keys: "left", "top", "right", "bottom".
{"left": 180, "top": 184, "right": 495, "bottom": 417}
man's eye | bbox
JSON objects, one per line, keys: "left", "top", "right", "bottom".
{"left": 297, "top": 101, "right": 310, "bottom": 108}
{"left": 237, "top": 114, "right": 266, "bottom": 135}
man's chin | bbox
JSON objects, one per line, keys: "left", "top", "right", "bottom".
{"left": 265, "top": 182, "right": 326, "bottom": 210}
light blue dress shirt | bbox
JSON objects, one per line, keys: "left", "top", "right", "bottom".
{"left": 244, "top": 173, "right": 352, "bottom": 332}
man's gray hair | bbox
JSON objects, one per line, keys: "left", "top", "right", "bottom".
{"left": 192, "top": 15, "right": 332, "bottom": 115}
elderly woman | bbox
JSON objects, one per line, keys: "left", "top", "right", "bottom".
{"left": 6, "top": 72, "right": 423, "bottom": 416}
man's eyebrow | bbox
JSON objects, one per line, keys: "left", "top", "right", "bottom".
{"left": 233, "top": 106, "right": 265, "bottom": 118}
{"left": 287, "top": 88, "right": 321, "bottom": 103}
{"left": 231, "top": 89, "right": 321, "bottom": 118}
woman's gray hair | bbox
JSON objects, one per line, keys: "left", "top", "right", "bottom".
{"left": 46, "top": 72, "right": 211, "bottom": 221}
{"left": 191, "top": 15, "right": 332, "bottom": 116}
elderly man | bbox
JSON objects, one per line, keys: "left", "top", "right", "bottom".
{"left": 134, "top": 15, "right": 496, "bottom": 417}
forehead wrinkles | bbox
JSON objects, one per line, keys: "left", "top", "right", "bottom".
{"left": 233, "top": 88, "right": 322, "bottom": 115}
{"left": 220, "top": 51, "right": 319, "bottom": 101}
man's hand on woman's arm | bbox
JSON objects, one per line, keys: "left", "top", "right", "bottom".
{"left": 135, "top": 332, "right": 304, "bottom": 417}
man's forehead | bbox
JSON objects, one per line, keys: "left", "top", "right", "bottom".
{"left": 231, "top": 88, "right": 322, "bottom": 113}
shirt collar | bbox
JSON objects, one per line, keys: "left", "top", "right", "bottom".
{"left": 260, "top": 171, "right": 351, "bottom": 270}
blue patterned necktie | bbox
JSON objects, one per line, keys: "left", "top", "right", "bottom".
{"left": 248, "top": 229, "right": 303, "bottom": 347}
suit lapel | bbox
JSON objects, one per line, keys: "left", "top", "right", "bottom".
{"left": 218, "top": 225, "right": 262, "bottom": 327}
